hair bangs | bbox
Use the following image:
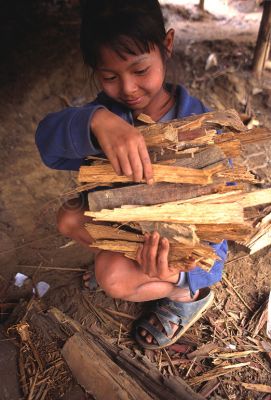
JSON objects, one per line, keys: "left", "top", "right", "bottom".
{"left": 107, "top": 35, "right": 155, "bottom": 61}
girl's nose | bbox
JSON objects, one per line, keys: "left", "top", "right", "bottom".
{"left": 120, "top": 76, "right": 137, "bottom": 96}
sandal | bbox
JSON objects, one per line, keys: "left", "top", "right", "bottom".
{"left": 135, "top": 288, "right": 214, "bottom": 350}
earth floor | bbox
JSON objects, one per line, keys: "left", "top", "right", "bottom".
{"left": 0, "top": 1, "right": 270, "bottom": 399}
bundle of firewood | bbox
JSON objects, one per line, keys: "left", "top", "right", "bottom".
{"left": 78, "top": 109, "right": 271, "bottom": 272}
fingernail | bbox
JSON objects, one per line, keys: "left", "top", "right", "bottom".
{"left": 147, "top": 178, "right": 154, "bottom": 185}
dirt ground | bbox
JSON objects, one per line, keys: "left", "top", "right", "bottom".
{"left": 0, "top": 1, "right": 271, "bottom": 399}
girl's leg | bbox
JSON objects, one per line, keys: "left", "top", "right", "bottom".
{"left": 94, "top": 250, "right": 194, "bottom": 301}
{"left": 57, "top": 197, "right": 97, "bottom": 249}
{"left": 57, "top": 198, "right": 199, "bottom": 344}
{"left": 94, "top": 250, "right": 199, "bottom": 344}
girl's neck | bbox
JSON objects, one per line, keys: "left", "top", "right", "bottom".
{"left": 133, "top": 87, "right": 175, "bottom": 122}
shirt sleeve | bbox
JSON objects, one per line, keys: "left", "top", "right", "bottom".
{"left": 35, "top": 100, "right": 106, "bottom": 171}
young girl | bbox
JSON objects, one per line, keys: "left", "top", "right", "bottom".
{"left": 36, "top": 0, "right": 227, "bottom": 349}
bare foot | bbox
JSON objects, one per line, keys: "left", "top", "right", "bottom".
{"left": 82, "top": 271, "right": 98, "bottom": 290}
{"left": 140, "top": 288, "right": 199, "bottom": 344}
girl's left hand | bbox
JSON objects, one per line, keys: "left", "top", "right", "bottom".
{"left": 136, "top": 232, "right": 179, "bottom": 281}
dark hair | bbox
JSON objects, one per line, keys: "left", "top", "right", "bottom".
{"left": 80, "top": 0, "right": 167, "bottom": 69}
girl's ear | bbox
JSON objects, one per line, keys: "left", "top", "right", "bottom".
{"left": 164, "top": 29, "right": 175, "bottom": 57}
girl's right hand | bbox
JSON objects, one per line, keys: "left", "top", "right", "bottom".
{"left": 91, "top": 108, "right": 153, "bottom": 184}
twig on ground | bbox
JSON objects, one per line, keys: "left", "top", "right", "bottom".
{"left": 222, "top": 275, "right": 253, "bottom": 312}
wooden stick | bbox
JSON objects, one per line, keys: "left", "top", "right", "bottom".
{"left": 187, "top": 362, "right": 250, "bottom": 386}
{"left": 18, "top": 265, "right": 87, "bottom": 272}
{"left": 87, "top": 182, "right": 237, "bottom": 212}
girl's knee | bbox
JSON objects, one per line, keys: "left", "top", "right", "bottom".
{"left": 95, "top": 252, "right": 131, "bottom": 299}
{"left": 57, "top": 199, "right": 86, "bottom": 236}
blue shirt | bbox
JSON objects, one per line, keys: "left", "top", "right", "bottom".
{"left": 36, "top": 84, "right": 228, "bottom": 293}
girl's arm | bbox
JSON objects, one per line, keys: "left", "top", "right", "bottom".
{"left": 36, "top": 101, "right": 105, "bottom": 171}
{"left": 36, "top": 99, "right": 153, "bottom": 183}
{"left": 91, "top": 109, "right": 153, "bottom": 184}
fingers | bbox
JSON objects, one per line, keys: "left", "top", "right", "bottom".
{"left": 128, "top": 150, "right": 143, "bottom": 182}
{"left": 105, "top": 152, "right": 122, "bottom": 176}
{"left": 157, "top": 237, "right": 170, "bottom": 277}
{"left": 147, "top": 232, "right": 160, "bottom": 277}
{"left": 140, "top": 232, "right": 164, "bottom": 278}
{"left": 136, "top": 243, "right": 143, "bottom": 265}
{"left": 141, "top": 233, "right": 150, "bottom": 274}
{"left": 105, "top": 135, "right": 152, "bottom": 183}
{"left": 117, "top": 149, "right": 133, "bottom": 177}
{"left": 138, "top": 140, "right": 153, "bottom": 184}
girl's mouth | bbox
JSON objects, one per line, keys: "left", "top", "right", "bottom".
{"left": 123, "top": 96, "right": 143, "bottom": 106}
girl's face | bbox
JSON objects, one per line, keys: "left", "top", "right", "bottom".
{"left": 95, "top": 30, "right": 174, "bottom": 119}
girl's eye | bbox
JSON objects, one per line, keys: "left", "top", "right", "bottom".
{"left": 135, "top": 67, "right": 149, "bottom": 75}
{"left": 103, "top": 75, "right": 117, "bottom": 82}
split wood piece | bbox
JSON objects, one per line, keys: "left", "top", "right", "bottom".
{"left": 87, "top": 182, "right": 236, "bottom": 212}
{"left": 152, "top": 126, "right": 271, "bottom": 161}
{"left": 242, "top": 210, "right": 271, "bottom": 254}
{"left": 62, "top": 333, "right": 153, "bottom": 400}
{"left": 85, "top": 202, "right": 244, "bottom": 225}
{"left": 151, "top": 145, "right": 228, "bottom": 168}
{"left": 88, "top": 239, "right": 220, "bottom": 272}
{"left": 49, "top": 308, "right": 205, "bottom": 400}
{"left": 85, "top": 221, "right": 253, "bottom": 245}
{"left": 85, "top": 223, "right": 143, "bottom": 242}
{"left": 138, "top": 222, "right": 199, "bottom": 246}
{"left": 211, "top": 164, "right": 259, "bottom": 184}
{"left": 181, "top": 187, "right": 271, "bottom": 208}
{"left": 214, "top": 127, "right": 271, "bottom": 148}
{"left": 214, "top": 139, "right": 241, "bottom": 158}
{"left": 137, "top": 110, "right": 246, "bottom": 148}
{"left": 175, "top": 131, "right": 218, "bottom": 150}
{"left": 135, "top": 220, "right": 252, "bottom": 243}
{"left": 195, "top": 223, "right": 252, "bottom": 242}
{"left": 85, "top": 221, "right": 199, "bottom": 247}
{"left": 79, "top": 163, "right": 219, "bottom": 185}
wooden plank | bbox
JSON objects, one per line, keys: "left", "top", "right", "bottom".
{"left": 62, "top": 333, "right": 153, "bottom": 400}
{"left": 50, "top": 308, "right": 205, "bottom": 400}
